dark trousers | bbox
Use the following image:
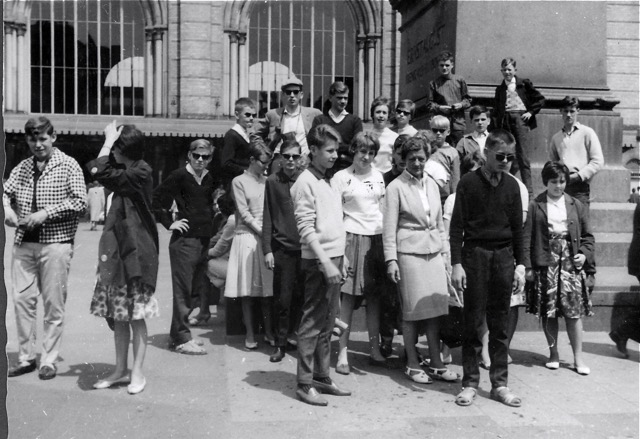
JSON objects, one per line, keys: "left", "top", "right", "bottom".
{"left": 565, "top": 182, "right": 596, "bottom": 275}
{"left": 461, "top": 245, "right": 514, "bottom": 389}
{"left": 169, "top": 235, "right": 210, "bottom": 345}
{"left": 273, "top": 248, "right": 303, "bottom": 347}
{"left": 297, "top": 257, "right": 343, "bottom": 385}
{"left": 503, "top": 112, "right": 533, "bottom": 194}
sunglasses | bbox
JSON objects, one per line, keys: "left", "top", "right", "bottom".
{"left": 283, "top": 89, "right": 301, "bottom": 96}
{"left": 191, "top": 153, "right": 211, "bottom": 160}
{"left": 281, "top": 153, "right": 301, "bottom": 161}
{"left": 243, "top": 112, "right": 257, "bottom": 118}
{"left": 396, "top": 110, "right": 411, "bottom": 116}
{"left": 494, "top": 152, "right": 516, "bottom": 162}
{"left": 431, "top": 128, "right": 447, "bottom": 134}
{"left": 257, "top": 158, "right": 271, "bottom": 165}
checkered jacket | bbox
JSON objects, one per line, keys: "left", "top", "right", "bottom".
{"left": 3, "top": 148, "right": 87, "bottom": 245}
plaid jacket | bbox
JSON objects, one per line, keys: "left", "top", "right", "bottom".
{"left": 4, "top": 148, "right": 87, "bottom": 245}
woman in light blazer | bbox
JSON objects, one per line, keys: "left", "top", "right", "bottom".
{"left": 383, "top": 136, "right": 457, "bottom": 384}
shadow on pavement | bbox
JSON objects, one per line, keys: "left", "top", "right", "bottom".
{"left": 57, "top": 362, "right": 121, "bottom": 391}
{"left": 243, "top": 370, "right": 297, "bottom": 401}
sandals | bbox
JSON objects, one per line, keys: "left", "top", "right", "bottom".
{"left": 490, "top": 386, "right": 522, "bottom": 407}
{"left": 405, "top": 366, "right": 432, "bottom": 384}
{"left": 428, "top": 367, "right": 459, "bottom": 382}
{"left": 455, "top": 387, "right": 477, "bottom": 406}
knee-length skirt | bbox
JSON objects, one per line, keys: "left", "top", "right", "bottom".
{"left": 224, "top": 232, "right": 273, "bottom": 298}
{"left": 397, "top": 252, "right": 449, "bottom": 321}
{"left": 342, "top": 233, "right": 386, "bottom": 298}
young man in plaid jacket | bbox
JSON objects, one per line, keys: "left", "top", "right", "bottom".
{"left": 4, "top": 116, "right": 87, "bottom": 380}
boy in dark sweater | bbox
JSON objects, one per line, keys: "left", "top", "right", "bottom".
{"left": 153, "top": 139, "right": 217, "bottom": 355}
{"left": 262, "top": 139, "right": 304, "bottom": 363}
{"left": 450, "top": 129, "right": 526, "bottom": 408}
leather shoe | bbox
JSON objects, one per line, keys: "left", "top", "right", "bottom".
{"left": 38, "top": 365, "right": 57, "bottom": 380}
{"left": 296, "top": 386, "right": 328, "bottom": 406}
{"left": 269, "top": 347, "right": 286, "bottom": 363}
{"left": 312, "top": 379, "right": 351, "bottom": 396}
{"left": 8, "top": 360, "right": 36, "bottom": 377}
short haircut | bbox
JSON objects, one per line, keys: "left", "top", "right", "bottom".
{"left": 349, "top": 131, "right": 380, "bottom": 156}
{"left": 437, "top": 50, "right": 454, "bottom": 63}
{"left": 370, "top": 96, "right": 391, "bottom": 119}
{"left": 430, "top": 115, "right": 450, "bottom": 129}
{"left": 114, "top": 125, "right": 145, "bottom": 160}
{"left": 469, "top": 105, "right": 489, "bottom": 119}
{"left": 501, "top": 57, "right": 517, "bottom": 68}
{"left": 486, "top": 129, "right": 515, "bottom": 151}
{"left": 234, "top": 97, "right": 256, "bottom": 113}
{"left": 216, "top": 192, "right": 236, "bottom": 217}
{"left": 541, "top": 161, "right": 570, "bottom": 185}
{"left": 25, "top": 116, "right": 54, "bottom": 137}
{"left": 189, "top": 139, "right": 213, "bottom": 152}
{"left": 560, "top": 96, "right": 580, "bottom": 109}
{"left": 280, "top": 137, "right": 301, "bottom": 153}
{"left": 329, "top": 81, "right": 349, "bottom": 96}
{"left": 461, "top": 150, "right": 486, "bottom": 175}
{"left": 396, "top": 99, "right": 416, "bottom": 118}
{"left": 308, "top": 124, "right": 342, "bottom": 149}
{"left": 415, "top": 129, "right": 437, "bottom": 154}
{"left": 393, "top": 134, "right": 411, "bottom": 152}
{"left": 401, "top": 135, "right": 431, "bottom": 160}
{"left": 249, "top": 137, "right": 273, "bottom": 160}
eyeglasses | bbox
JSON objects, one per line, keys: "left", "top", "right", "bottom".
{"left": 191, "top": 153, "right": 211, "bottom": 161}
{"left": 493, "top": 152, "right": 516, "bottom": 162}
{"left": 281, "top": 153, "right": 301, "bottom": 161}
{"left": 283, "top": 89, "right": 301, "bottom": 96}
{"left": 243, "top": 112, "right": 257, "bottom": 118}
{"left": 431, "top": 128, "right": 447, "bottom": 134}
{"left": 396, "top": 110, "right": 411, "bottom": 116}
{"left": 257, "top": 158, "right": 271, "bottom": 166}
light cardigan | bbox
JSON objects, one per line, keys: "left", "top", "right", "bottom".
{"left": 383, "top": 170, "right": 449, "bottom": 262}
{"left": 290, "top": 168, "right": 346, "bottom": 260}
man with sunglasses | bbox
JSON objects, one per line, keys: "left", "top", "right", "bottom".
{"left": 256, "top": 78, "right": 322, "bottom": 160}
{"left": 153, "top": 139, "right": 217, "bottom": 355}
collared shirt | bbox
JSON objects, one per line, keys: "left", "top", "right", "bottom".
{"left": 481, "top": 166, "right": 502, "bottom": 187}
{"left": 506, "top": 77, "right": 517, "bottom": 92}
{"left": 281, "top": 107, "right": 309, "bottom": 154}
{"left": 329, "top": 108, "right": 348, "bottom": 124}
{"left": 471, "top": 130, "right": 488, "bottom": 153}
{"left": 185, "top": 163, "right": 209, "bottom": 185}
{"left": 547, "top": 195, "right": 568, "bottom": 234}
{"left": 307, "top": 163, "right": 330, "bottom": 182}
{"left": 4, "top": 148, "right": 87, "bottom": 245}
{"left": 231, "top": 123, "right": 251, "bottom": 143}
{"left": 406, "top": 172, "right": 431, "bottom": 225}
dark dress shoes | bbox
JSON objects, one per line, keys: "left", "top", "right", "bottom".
{"left": 38, "top": 365, "right": 57, "bottom": 380}
{"left": 609, "top": 331, "right": 629, "bottom": 358}
{"left": 8, "top": 360, "right": 37, "bottom": 377}
{"left": 312, "top": 379, "right": 351, "bottom": 396}
{"left": 296, "top": 386, "right": 328, "bottom": 406}
{"left": 269, "top": 347, "right": 286, "bottom": 363}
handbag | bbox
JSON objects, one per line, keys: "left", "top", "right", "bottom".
{"left": 440, "top": 272, "right": 464, "bottom": 348}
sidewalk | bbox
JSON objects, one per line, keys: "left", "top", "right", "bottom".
{"left": 4, "top": 225, "right": 639, "bottom": 438}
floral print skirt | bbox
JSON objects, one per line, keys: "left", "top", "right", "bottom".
{"left": 90, "top": 275, "right": 159, "bottom": 322}
{"left": 526, "top": 236, "right": 593, "bottom": 319}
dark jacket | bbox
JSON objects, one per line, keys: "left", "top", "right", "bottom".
{"left": 493, "top": 76, "right": 545, "bottom": 130}
{"left": 523, "top": 192, "right": 594, "bottom": 269}
{"left": 87, "top": 156, "right": 159, "bottom": 289}
{"left": 629, "top": 204, "right": 640, "bottom": 277}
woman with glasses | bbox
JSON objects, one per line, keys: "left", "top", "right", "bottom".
{"left": 383, "top": 135, "right": 457, "bottom": 384}
{"left": 225, "top": 138, "right": 275, "bottom": 349}
{"left": 331, "top": 132, "right": 388, "bottom": 374}
{"left": 395, "top": 99, "right": 418, "bottom": 137}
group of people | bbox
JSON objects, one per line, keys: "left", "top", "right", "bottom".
{"left": 5, "top": 50, "right": 629, "bottom": 408}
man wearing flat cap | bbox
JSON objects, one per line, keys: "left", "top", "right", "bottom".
{"left": 256, "top": 77, "right": 322, "bottom": 158}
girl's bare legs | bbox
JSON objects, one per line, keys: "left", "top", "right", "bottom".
{"left": 403, "top": 320, "right": 421, "bottom": 369}
{"left": 101, "top": 321, "right": 130, "bottom": 382}
{"left": 425, "top": 317, "right": 445, "bottom": 369}
{"left": 130, "top": 319, "right": 147, "bottom": 387}
{"left": 242, "top": 297, "right": 255, "bottom": 344}
{"left": 566, "top": 317, "right": 587, "bottom": 368}
{"left": 337, "top": 294, "right": 355, "bottom": 367}
{"left": 542, "top": 316, "right": 560, "bottom": 363}
{"left": 366, "top": 297, "right": 384, "bottom": 361}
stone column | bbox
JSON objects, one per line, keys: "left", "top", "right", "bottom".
{"left": 238, "top": 33, "right": 248, "bottom": 99}
{"left": 145, "top": 28, "right": 154, "bottom": 115}
{"left": 153, "top": 28, "right": 165, "bottom": 116}
{"left": 357, "top": 37, "right": 366, "bottom": 120}
{"left": 4, "top": 22, "right": 16, "bottom": 112}
{"left": 229, "top": 32, "right": 239, "bottom": 114}
{"left": 366, "top": 37, "right": 377, "bottom": 118}
{"left": 222, "top": 31, "right": 231, "bottom": 116}
{"left": 15, "top": 23, "right": 26, "bottom": 113}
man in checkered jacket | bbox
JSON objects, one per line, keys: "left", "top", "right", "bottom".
{"left": 3, "top": 117, "right": 87, "bottom": 380}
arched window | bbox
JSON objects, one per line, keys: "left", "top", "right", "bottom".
{"left": 30, "top": 0, "right": 145, "bottom": 115}
{"left": 248, "top": 1, "right": 356, "bottom": 117}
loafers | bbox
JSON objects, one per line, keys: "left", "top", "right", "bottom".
{"left": 575, "top": 364, "right": 590, "bottom": 376}
{"left": 38, "top": 365, "right": 57, "bottom": 380}
{"left": 296, "top": 386, "right": 328, "bottom": 406}
{"left": 545, "top": 361, "right": 560, "bottom": 370}
{"left": 312, "top": 379, "right": 351, "bottom": 396}
{"left": 8, "top": 360, "right": 37, "bottom": 377}
{"left": 93, "top": 374, "right": 131, "bottom": 389}
{"left": 269, "top": 347, "right": 286, "bottom": 363}
{"left": 127, "top": 377, "right": 146, "bottom": 395}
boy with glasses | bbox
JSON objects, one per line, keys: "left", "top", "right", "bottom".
{"left": 153, "top": 139, "right": 217, "bottom": 355}
{"left": 395, "top": 99, "right": 418, "bottom": 137}
{"left": 221, "top": 97, "right": 258, "bottom": 188}
{"left": 450, "top": 129, "right": 526, "bottom": 408}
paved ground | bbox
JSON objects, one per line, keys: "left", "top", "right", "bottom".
{"left": 3, "top": 224, "right": 639, "bottom": 438}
